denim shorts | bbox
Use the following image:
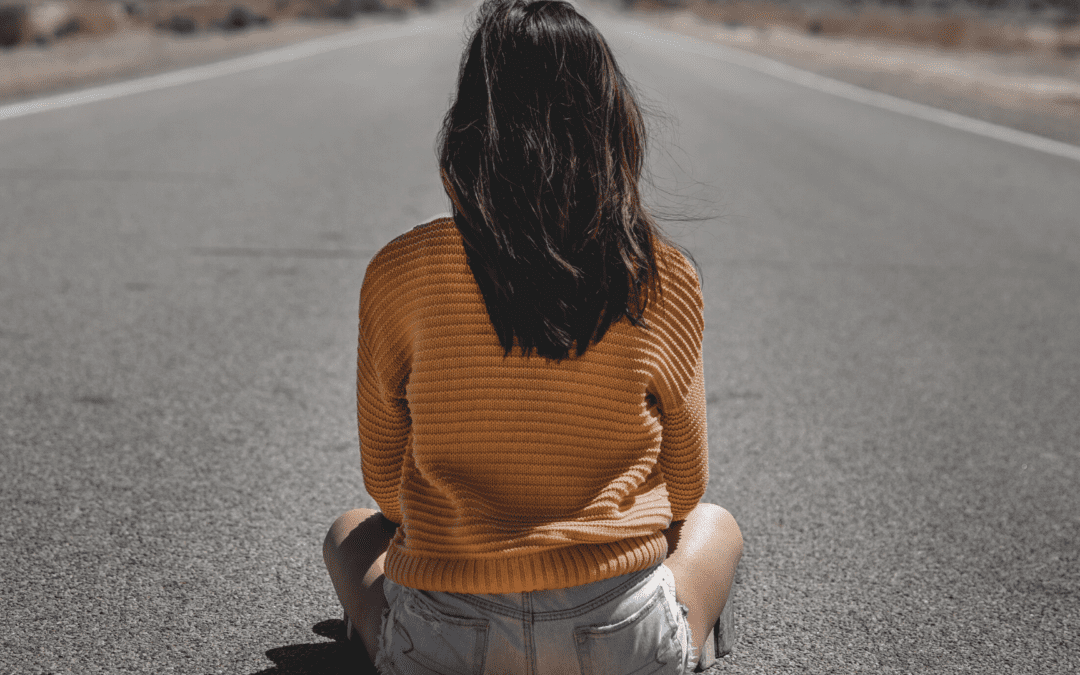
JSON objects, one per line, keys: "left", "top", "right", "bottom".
{"left": 375, "top": 563, "right": 694, "bottom": 675}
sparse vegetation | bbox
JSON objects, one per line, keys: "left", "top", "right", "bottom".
{"left": 0, "top": 0, "right": 428, "bottom": 50}
{"left": 624, "top": 0, "right": 1080, "bottom": 55}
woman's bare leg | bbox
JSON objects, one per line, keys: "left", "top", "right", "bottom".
{"left": 662, "top": 503, "right": 744, "bottom": 658}
{"left": 323, "top": 508, "right": 398, "bottom": 662}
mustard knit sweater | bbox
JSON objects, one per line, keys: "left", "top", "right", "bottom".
{"left": 358, "top": 218, "right": 708, "bottom": 594}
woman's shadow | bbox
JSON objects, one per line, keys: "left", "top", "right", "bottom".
{"left": 250, "top": 618, "right": 377, "bottom": 675}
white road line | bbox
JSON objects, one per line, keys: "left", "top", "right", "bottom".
{"left": 616, "top": 24, "right": 1080, "bottom": 165}
{"left": 0, "top": 19, "right": 437, "bottom": 123}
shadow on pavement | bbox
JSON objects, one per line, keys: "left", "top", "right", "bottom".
{"left": 251, "top": 619, "right": 378, "bottom": 675}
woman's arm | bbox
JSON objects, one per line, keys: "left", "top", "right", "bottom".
{"left": 656, "top": 355, "right": 709, "bottom": 522}
{"left": 653, "top": 245, "right": 709, "bottom": 522}
{"left": 357, "top": 331, "right": 410, "bottom": 524}
{"left": 356, "top": 251, "right": 413, "bottom": 524}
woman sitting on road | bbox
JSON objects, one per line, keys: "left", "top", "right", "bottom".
{"left": 323, "top": 1, "right": 743, "bottom": 673}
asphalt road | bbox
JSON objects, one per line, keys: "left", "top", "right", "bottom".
{"left": 2, "top": 3, "right": 1078, "bottom": 674}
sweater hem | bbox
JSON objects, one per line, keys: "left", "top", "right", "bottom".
{"left": 383, "top": 532, "right": 669, "bottom": 594}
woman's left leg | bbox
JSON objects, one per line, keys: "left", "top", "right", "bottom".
{"left": 323, "top": 508, "right": 398, "bottom": 662}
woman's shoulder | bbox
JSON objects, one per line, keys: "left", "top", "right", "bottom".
{"left": 364, "top": 217, "right": 462, "bottom": 283}
{"left": 360, "top": 217, "right": 467, "bottom": 329}
{"left": 373, "top": 216, "right": 459, "bottom": 263}
{"left": 639, "top": 239, "right": 704, "bottom": 348}
{"left": 654, "top": 239, "right": 702, "bottom": 300}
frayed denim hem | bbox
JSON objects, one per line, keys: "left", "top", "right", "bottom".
{"left": 678, "top": 600, "right": 698, "bottom": 675}
{"left": 372, "top": 606, "right": 394, "bottom": 675}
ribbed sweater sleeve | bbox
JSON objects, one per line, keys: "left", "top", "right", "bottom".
{"left": 658, "top": 356, "right": 708, "bottom": 521}
{"left": 357, "top": 242, "right": 413, "bottom": 524}
{"left": 650, "top": 250, "right": 709, "bottom": 522}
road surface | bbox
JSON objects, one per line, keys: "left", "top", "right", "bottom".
{"left": 1, "top": 3, "right": 1078, "bottom": 673}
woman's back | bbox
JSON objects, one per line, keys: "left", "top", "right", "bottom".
{"left": 358, "top": 217, "right": 708, "bottom": 594}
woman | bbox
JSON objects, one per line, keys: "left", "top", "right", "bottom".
{"left": 323, "top": 1, "right": 743, "bottom": 673}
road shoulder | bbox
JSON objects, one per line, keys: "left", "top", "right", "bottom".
{"left": 630, "top": 8, "right": 1080, "bottom": 147}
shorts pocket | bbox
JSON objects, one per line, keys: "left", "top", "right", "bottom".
{"left": 573, "top": 586, "right": 684, "bottom": 675}
{"left": 381, "top": 588, "right": 490, "bottom": 675}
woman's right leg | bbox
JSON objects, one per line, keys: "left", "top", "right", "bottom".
{"left": 662, "top": 503, "right": 744, "bottom": 660}
{"left": 323, "top": 508, "right": 398, "bottom": 663}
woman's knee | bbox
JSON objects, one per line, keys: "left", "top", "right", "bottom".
{"left": 694, "top": 503, "right": 744, "bottom": 558}
{"left": 324, "top": 508, "right": 380, "bottom": 561}
{"left": 686, "top": 501, "right": 738, "bottom": 557}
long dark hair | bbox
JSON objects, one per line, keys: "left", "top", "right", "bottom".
{"left": 439, "top": 0, "right": 666, "bottom": 361}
